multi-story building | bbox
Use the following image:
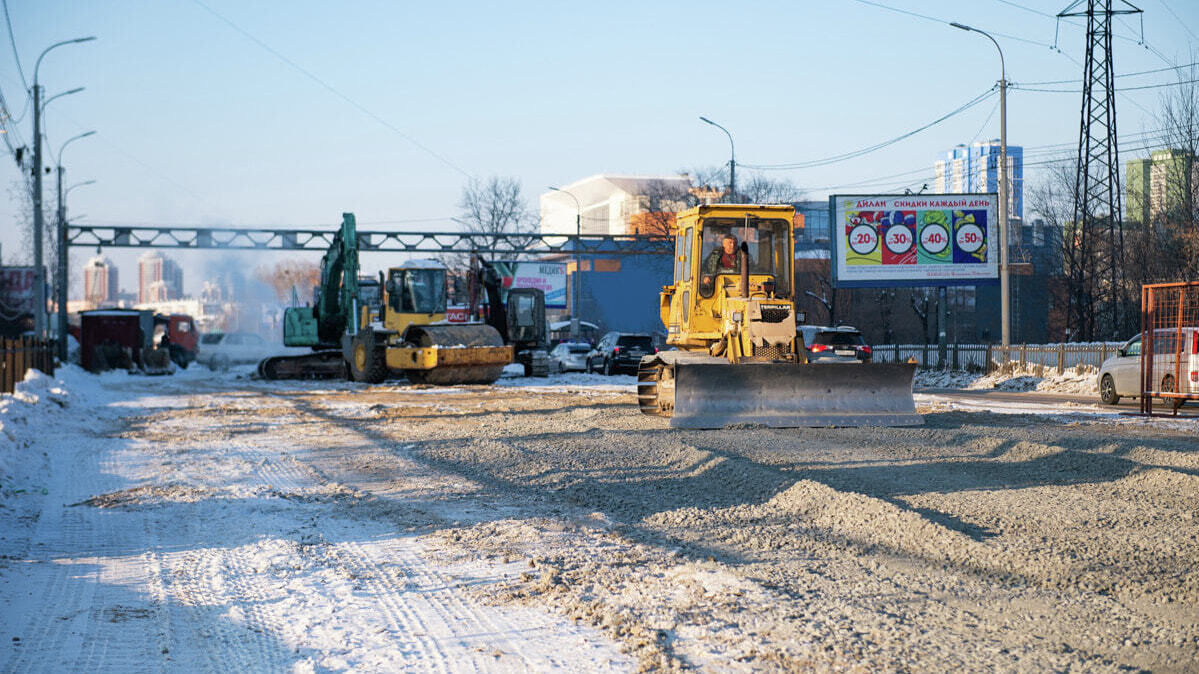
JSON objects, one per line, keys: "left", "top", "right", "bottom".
{"left": 934, "top": 140, "right": 1024, "bottom": 228}
{"left": 1126, "top": 149, "right": 1198, "bottom": 225}
{"left": 539, "top": 174, "right": 698, "bottom": 237}
{"left": 82, "top": 256, "right": 119, "bottom": 306}
{"left": 138, "top": 252, "right": 183, "bottom": 304}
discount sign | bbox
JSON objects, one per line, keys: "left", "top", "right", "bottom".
{"left": 830, "top": 194, "right": 998, "bottom": 287}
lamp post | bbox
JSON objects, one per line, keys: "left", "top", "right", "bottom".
{"left": 548, "top": 186, "right": 583, "bottom": 341}
{"left": 699, "top": 116, "right": 735, "bottom": 203}
{"left": 950, "top": 21, "right": 1009, "bottom": 348}
{"left": 31, "top": 36, "right": 95, "bottom": 339}
{"left": 55, "top": 131, "right": 96, "bottom": 360}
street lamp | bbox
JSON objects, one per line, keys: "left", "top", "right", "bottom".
{"left": 950, "top": 21, "right": 1010, "bottom": 349}
{"left": 55, "top": 130, "right": 96, "bottom": 360}
{"left": 548, "top": 186, "right": 583, "bottom": 341}
{"left": 699, "top": 116, "right": 735, "bottom": 203}
{"left": 31, "top": 35, "right": 96, "bottom": 339}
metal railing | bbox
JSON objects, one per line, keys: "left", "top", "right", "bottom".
{"left": 871, "top": 341, "right": 1124, "bottom": 373}
{"left": 1, "top": 337, "right": 56, "bottom": 394}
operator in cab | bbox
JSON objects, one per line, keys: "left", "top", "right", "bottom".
{"left": 701, "top": 233, "right": 741, "bottom": 286}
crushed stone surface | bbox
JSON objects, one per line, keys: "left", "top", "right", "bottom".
{"left": 3, "top": 367, "right": 1198, "bottom": 671}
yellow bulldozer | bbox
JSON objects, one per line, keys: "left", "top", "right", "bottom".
{"left": 636, "top": 204, "right": 921, "bottom": 428}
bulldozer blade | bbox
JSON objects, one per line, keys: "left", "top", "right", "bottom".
{"left": 670, "top": 362, "right": 921, "bottom": 429}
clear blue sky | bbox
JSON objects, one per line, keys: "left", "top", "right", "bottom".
{"left": 2, "top": 0, "right": 1196, "bottom": 294}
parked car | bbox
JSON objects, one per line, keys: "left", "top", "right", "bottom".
{"left": 587, "top": 332, "right": 656, "bottom": 375}
{"left": 798, "top": 325, "right": 872, "bottom": 363}
{"left": 1098, "top": 329, "right": 1198, "bottom": 407}
{"left": 196, "top": 332, "right": 274, "bottom": 370}
{"left": 549, "top": 341, "right": 592, "bottom": 373}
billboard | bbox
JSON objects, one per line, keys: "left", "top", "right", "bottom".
{"left": 0, "top": 266, "right": 37, "bottom": 316}
{"left": 494, "top": 261, "right": 567, "bottom": 309}
{"left": 829, "top": 194, "right": 999, "bottom": 288}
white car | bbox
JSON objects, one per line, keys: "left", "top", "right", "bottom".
{"left": 1098, "top": 329, "right": 1198, "bottom": 407}
{"left": 197, "top": 332, "right": 274, "bottom": 370}
{"left": 549, "top": 342, "right": 592, "bottom": 373}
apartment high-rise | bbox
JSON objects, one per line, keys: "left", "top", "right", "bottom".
{"left": 82, "top": 256, "right": 119, "bottom": 306}
{"left": 1126, "top": 149, "right": 1198, "bottom": 225}
{"left": 138, "top": 252, "right": 183, "bottom": 304}
{"left": 934, "top": 140, "right": 1024, "bottom": 223}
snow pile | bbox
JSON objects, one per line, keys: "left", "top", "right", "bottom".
{"left": 0, "top": 368, "right": 78, "bottom": 499}
{"left": 966, "top": 363, "right": 1098, "bottom": 395}
{"left": 916, "top": 364, "right": 1098, "bottom": 395}
{"left": 914, "top": 370, "right": 981, "bottom": 389}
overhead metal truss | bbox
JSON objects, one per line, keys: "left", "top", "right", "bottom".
{"left": 66, "top": 225, "right": 673, "bottom": 256}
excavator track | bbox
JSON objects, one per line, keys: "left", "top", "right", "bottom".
{"left": 257, "top": 350, "right": 346, "bottom": 380}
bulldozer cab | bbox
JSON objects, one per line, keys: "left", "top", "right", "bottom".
{"left": 665, "top": 204, "right": 797, "bottom": 351}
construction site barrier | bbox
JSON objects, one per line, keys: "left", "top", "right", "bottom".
{"left": 0, "top": 337, "right": 56, "bottom": 394}
{"left": 1140, "top": 282, "right": 1199, "bottom": 416}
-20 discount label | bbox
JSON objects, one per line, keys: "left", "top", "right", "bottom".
{"left": 848, "top": 224, "right": 878, "bottom": 255}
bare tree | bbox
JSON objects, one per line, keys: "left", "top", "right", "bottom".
{"left": 737, "top": 173, "right": 804, "bottom": 204}
{"left": 633, "top": 179, "right": 694, "bottom": 236}
{"left": 457, "top": 176, "right": 533, "bottom": 236}
{"left": 1157, "top": 62, "right": 1199, "bottom": 230}
{"left": 679, "top": 166, "right": 803, "bottom": 205}
{"left": 254, "top": 259, "right": 321, "bottom": 303}
{"left": 455, "top": 176, "right": 535, "bottom": 262}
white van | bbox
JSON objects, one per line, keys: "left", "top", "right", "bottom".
{"left": 1098, "top": 328, "right": 1199, "bottom": 407}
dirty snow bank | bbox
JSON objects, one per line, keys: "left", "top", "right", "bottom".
{"left": 0, "top": 366, "right": 108, "bottom": 498}
{"left": 916, "top": 363, "right": 1098, "bottom": 395}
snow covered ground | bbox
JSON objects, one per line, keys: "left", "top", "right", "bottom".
{"left": 0, "top": 367, "right": 632, "bottom": 672}
{"left": 3, "top": 365, "right": 1198, "bottom": 671}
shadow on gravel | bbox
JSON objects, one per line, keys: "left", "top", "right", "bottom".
{"left": 273, "top": 395, "right": 1181, "bottom": 597}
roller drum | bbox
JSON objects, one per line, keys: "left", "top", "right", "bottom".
{"left": 403, "top": 324, "right": 507, "bottom": 385}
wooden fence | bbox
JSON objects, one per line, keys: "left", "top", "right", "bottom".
{"left": 871, "top": 341, "right": 1125, "bottom": 373}
{"left": 1, "top": 337, "right": 56, "bottom": 394}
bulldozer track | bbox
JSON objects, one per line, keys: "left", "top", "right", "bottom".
{"left": 636, "top": 359, "right": 667, "bottom": 417}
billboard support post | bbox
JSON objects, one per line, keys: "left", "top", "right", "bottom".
{"left": 937, "top": 286, "right": 948, "bottom": 367}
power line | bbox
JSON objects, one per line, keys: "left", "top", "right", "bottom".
{"left": 993, "top": 0, "right": 1055, "bottom": 19}
{"left": 1158, "top": 0, "right": 1199, "bottom": 44}
{"left": 190, "top": 0, "right": 474, "bottom": 181}
{"left": 808, "top": 127, "right": 1177, "bottom": 194}
{"left": 742, "top": 87, "right": 997, "bottom": 171}
{"left": 1018, "top": 61, "right": 1199, "bottom": 86}
{"left": 2, "top": 0, "right": 26, "bottom": 92}
{"left": 1010, "top": 76, "right": 1199, "bottom": 93}
{"left": 851, "top": 0, "right": 1059, "bottom": 48}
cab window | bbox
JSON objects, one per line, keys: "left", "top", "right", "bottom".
{"left": 698, "top": 217, "right": 791, "bottom": 298}
{"left": 389, "top": 268, "right": 447, "bottom": 314}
